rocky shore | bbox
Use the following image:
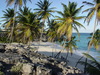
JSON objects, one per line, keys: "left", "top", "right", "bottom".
{"left": 0, "top": 44, "right": 84, "bottom": 75}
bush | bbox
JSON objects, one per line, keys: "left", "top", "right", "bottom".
{"left": 0, "top": 71, "right": 4, "bottom": 75}
{"left": 10, "top": 63, "right": 23, "bottom": 73}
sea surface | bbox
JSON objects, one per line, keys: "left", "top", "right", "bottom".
{"left": 73, "top": 33, "right": 100, "bottom": 60}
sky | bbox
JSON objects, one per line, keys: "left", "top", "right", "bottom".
{"left": 0, "top": 0, "right": 100, "bottom": 33}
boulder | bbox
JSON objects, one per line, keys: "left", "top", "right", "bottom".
{"left": 22, "top": 63, "right": 33, "bottom": 75}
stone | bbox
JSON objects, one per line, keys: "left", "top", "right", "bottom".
{"left": 0, "top": 44, "right": 84, "bottom": 75}
{"left": 22, "top": 63, "right": 33, "bottom": 75}
{"left": 0, "top": 45, "right": 6, "bottom": 53}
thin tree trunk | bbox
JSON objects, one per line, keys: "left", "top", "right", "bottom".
{"left": 52, "top": 41, "right": 54, "bottom": 57}
{"left": 75, "top": 56, "right": 84, "bottom": 67}
{"left": 84, "top": 58, "right": 87, "bottom": 74}
{"left": 88, "top": 17, "right": 97, "bottom": 51}
{"left": 54, "top": 49, "right": 63, "bottom": 58}
{"left": 40, "top": 19, "right": 45, "bottom": 42}
{"left": 66, "top": 50, "right": 69, "bottom": 61}
{"left": 54, "top": 39, "right": 66, "bottom": 58}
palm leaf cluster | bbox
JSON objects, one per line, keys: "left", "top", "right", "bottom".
{"left": 35, "top": 0, "right": 55, "bottom": 41}
{"left": 2, "top": 7, "right": 41, "bottom": 44}
{"left": 35, "top": 0, "right": 55, "bottom": 20}
{"left": 56, "top": 2, "right": 85, "bottom": 41}
{"left": 88, "top": 29, "right": 100, "bottom": 50}
{"left": 83, "top": 0, "right": 100, "bottom": 24}
{"left": 16, "top": 7, "right": 40, "bottom": 43}
{"left": 47, "top": 19, "right": 59, "bottom": 41}
{"left": 6, "top": 0, "right": 32, "bottom": 7}
{"left": 80, "top": 53, "right": 100, "bottom": 75}
{"left": 2, "top": 8, "right": 14, "bottom": 29}
{"left": 64, "top": 36, "right": 78, "bottom": 54}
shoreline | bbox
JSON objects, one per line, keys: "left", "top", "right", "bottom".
{"left": 30, "top": 42, "right": 87, "bottom": 71}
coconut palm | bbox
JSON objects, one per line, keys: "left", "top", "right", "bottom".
{"left": 47, "top": 19, "right": 59, "bottom": 41}
{"left": 64, "top": 36, "right": 78, "bottom": 54}
{"left": 16, "top": 7, "right": 40, "bottom": 44}
{"left": 6, "top": 0, "right": 32, "bottom": 7}
{"left": 88, "top": 29, "right": 100, "bottom": 50}
{"left": 1, "top": 8, "right": 14, "bottom": 29}
{"left": 1, "top": 8, "right": 15, "bottom": 42}
{"left": 56, "top": 2, "right": 85, "bottom": 41}
{"left": 80, "top": 53, "right": 100, "bottom": 75}
{"left": 62, "top": 36, "right": 78, "bottom": 60}
{"left": 83, "top": 0, "right": 100, "bottom": 50}
{"left": 47, "top": 19, "right": 60, "bottom": 57}
{"left": 6, "top": 0, "right": 32, "bottom": 42}
{"left": 83, "top": 0, "right": 100, "bottom": 24}
{"left": 34, "top": 0, "right": 55, "bottom": 41}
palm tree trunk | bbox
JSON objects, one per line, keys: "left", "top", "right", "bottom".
{"left": 88, "top": 17, "right": 97, "bottom": 51}
{"left": 84, "top": 58, "right": 87, "bottom": 74}
{"left": 52, "top": 41, "right": 54, "bottom": 57}
{"left": 75, "top": 56, "right": 84, "bottom": 67}
{"left": 40, "top": 19, "right": 45, "bottom": 42}
{"left": 54, "top": 49, "right": 63, "bottom": 58}
{"left": 54, "top": 39, "right": 66, "bottom": 58}
{"left": 66, "top": 50, "right": 69, "bottom": 61}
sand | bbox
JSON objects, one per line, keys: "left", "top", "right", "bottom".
{"left": 30, "top": 42, "right": 87, "bottom": 71}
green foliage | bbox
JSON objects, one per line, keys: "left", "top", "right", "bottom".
{"left": 0, "top": 37, "right": 8, "bottom": 43}
{"left": 0, "top": 66, "right": 4, "bottom": 75}
{"left": 56, "top": 2, "right": 85, "bottom": 41}
{"left": 0, "top": 31, "right": 9, "bottom": 43}
{"left": 16, "top": 7, "right": 40, "bottom": 44}
{"left": 1, "top": 8, "right": 14, "bottom": 29}
{"left": 47, "top": 19, "right": 59, "bottom": 41}
{"left": 88, "top": 29, "right": 100, "bottom": 50}
{"left": 11, "top": 63, "right": 23, "bottom": 73}
{"left": 83, "top": 0, "right": 100, "bottom": 24}
{"left": 0, "top": 71, "right": 4, "bottom": 75}
{"left": 80, "top": 53, "right": 100, "bottom": 75}
{"left": 64, "top": 36, "right": 78, "bottom": 53}
{"left": 6, "top": 0, "right": 32, "bottom": 7}
{"left": 34, "top": 0, "right": 55, "bottom": 20}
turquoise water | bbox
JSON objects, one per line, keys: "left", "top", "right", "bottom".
{"left": 73, "top": 33, "right": 100, "bottom": 59}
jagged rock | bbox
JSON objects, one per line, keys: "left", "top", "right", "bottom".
{"left": 22, "top": 63, "right": 33, "bottom": 75}
{"left": 0, "top": 44, "right": 84, "bottom": 75}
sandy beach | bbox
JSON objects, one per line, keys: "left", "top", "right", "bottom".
{"left": 30, "top": 42, "right": 87, "bottom": 71}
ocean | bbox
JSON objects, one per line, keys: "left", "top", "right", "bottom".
{"left": 73, "top": 33, "right": 100, "bottom": 60}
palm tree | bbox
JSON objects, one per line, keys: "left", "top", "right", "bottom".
{"left": 80, "top": 53, "right": 100, "bottom": 75}
{"left": 47, "top": 19, "right": 60, "bottom": 57}
{"left": 62, "top": 36, "right": 78, "bottom": 60}
{"left": 83, "top": 0, "right": 100, "bottom": 50}
{"left": 47, "top": 19, "right": 59, "bottom": 41}
{"left": 88, "top": 29, "right": 100, "bottom": 50}
{"left": 16, "top": 7, "right": 40, "bottom": 44}
{"left": 1, "top": 8, "right": 15, "bottom": 42}
{"left": 34, "top": 0, "right": 55, "bottom": 41}
{"left": 56, "top": 2, "right": 85, "bottom": 41}
{"left": 54, "top": 36, "right": 78, "bottom": 60}
{"left": 6, "top": 0, "right": 32, "bottom": 7}
{"left": 6, "top": 0, "right": 32, "bottom": 42}
{"left": 2, "top": 8, "right": 14, "bottom": 29}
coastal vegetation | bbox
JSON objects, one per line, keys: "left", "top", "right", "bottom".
{"left": 0, "top": 0, "right": 100, "bottom": 75}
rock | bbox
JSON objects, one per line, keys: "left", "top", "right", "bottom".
{"left": 22, "top": 63, "right": 33, "bottom": 75}
{"left": 17, "top": 47, "right": 26, "bottom": 54}
{"left": 5, "top": 44, "right": 15, "bottom": 50}
{"left": 0, "top": 44, "right": 84, "bottom": 75}
{"left": 0, "top": 45, "right": 6, "bottom": 53}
